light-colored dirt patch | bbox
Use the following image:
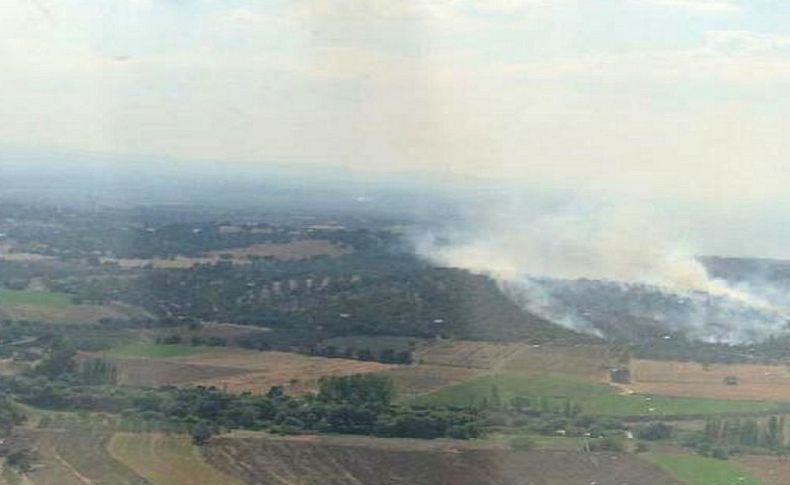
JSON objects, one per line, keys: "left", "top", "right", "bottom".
{"left": 629, "top": 359, "right": 790, "bottom": 401}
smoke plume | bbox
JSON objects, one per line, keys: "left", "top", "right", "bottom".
{"left": 415, "top": 202, "right": 788, "bottom": 342}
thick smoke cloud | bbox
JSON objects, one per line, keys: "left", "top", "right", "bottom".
{"left": 415, "top": 201, "right": 789, "bottom": 342}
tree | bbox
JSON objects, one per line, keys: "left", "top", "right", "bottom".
{"left": 192, "top": 421, "right": 214, "bottom": 445}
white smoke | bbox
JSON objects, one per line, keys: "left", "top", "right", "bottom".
{"left": 414, "top": 202, "right": 788, "bottom": 342}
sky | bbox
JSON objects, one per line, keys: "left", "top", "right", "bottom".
{"left": 3, "top": 0, "right": 790, "bottom": 257}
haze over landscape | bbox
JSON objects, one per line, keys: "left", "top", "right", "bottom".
{"left": 4, "top": 2, "right": 790, "bottom": 484}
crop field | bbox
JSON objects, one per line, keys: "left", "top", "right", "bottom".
{"left": 414, "top": 340, "right": 530, "bottom": 369}
{"left": 106, "top": 343, "right": 212, "bottom": 359}
{"left": 204, "top": 434, "right": 682, "bottom": 485}
{"left": 415, "top": 341, "right": 613, "bottom": 378}
{"left": 628, "top": 359, "right": 790, "bottom": 402}
{"left": 109, "top": 433, "right": 242, "bottom": 485}
{"left": 110, "top": 357, "right": 251, "bottom": 387}
{"left": 203, "top": 238, "right": 349, "bottom": 260}
{"left": 177, "top": 350, "right": 396, "bottom": 394}
{"left": 412, "top": 373, "right": 789, "bottom": 417}
{"left": 0, "top": 289, "right": 143, "bottom": 324}
{"left": 0, "top": 289, "right": 73, "bottom": 307}
{"left": 105, "top": 348, "right": 394, "bottom": 393}
{"left": 105, "top": 239, "right": 349, "bottom": 268}
{"left": 733, "top": 454, "right": 790, "bottom": 485}
{"left": 498, "top": 343, "right": 614, "bottom": 378}
{"left": 383, "top": 364, "right": 484, "bottom": 401}
{"left": 643, "top": 452, "right": 761, "bottom": 485}
{"left": 321, "top": 335, "right": 427, "bottom": 355}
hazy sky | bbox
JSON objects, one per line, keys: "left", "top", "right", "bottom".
{"left": 3, "top": 1, "right": 790, "bottom": 256}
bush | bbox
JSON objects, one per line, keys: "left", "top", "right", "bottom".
{"left": 636, "top": 422, "right": 673, "bottom": 441}
{"left": 590, "top": 436, "right": 624, "bottom": 452}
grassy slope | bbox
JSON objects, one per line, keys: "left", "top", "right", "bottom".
{"left": 105, "top": 343, "right": 211, "bottom": 359}
{"left": 109, "top": 433, "right": 243, "bottom": 485}
{"left": 412, "top": 373, "right": 788, "bottom": 417}
{"left": 643, "top": 452, "right": 762, "bottom": 485}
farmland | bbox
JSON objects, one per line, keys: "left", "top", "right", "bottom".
{"left": 102, "top": 347, "right": 395, "bottom": 394}
{"left": 628, "top": 359, "right": 790, "bottom": 402}
{"left": 104, "top": 239, "right": 349, "bottom": 268}
{"left": 106, "top": 343, "right": 211, "bottom": 359}
{"left": 415, "top": 341, "right": 613, "bottom": 378}
{"left": 643, "top": 452, "right": 761, "bottom": 485}
{"left": 204, "top": 433, "right": 683, "bottom": 485}
{"left": 109, "top": 433, "right": 242, "bottom": 485}
{"left": 0, "top": 289, "right": 146, "bottom": 324}
{"left": 734, "top": 454, "right": 790, "bottom": 485}
{"left": 412, "top": 373, "right": 789, "bottom": 417}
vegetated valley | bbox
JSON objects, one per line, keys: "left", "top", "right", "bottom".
{"left": 0, "top": 202, "right": 789, "bottom": 484}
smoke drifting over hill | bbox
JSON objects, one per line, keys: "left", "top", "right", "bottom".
{"left": 415, "top": 204, "right": 790, "bottom": 343}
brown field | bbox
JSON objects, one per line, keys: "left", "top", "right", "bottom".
{"left": 414, "top": 341, "right": 530, "bottom": 370}
{"left": 175, "top": 350, "right": 395, "bottom": 394}
{"left": 627, "top": 359, "right": 790, "bottom": 401}
{"left": 205, "top": 433, "right": 682, "bottom": 485}
{"left": 111, "top": 357, "right": 252, "bottom": 387}
{"left": 104, "top": 239, "right": 349, "bottom": 269}
{"left": 110, "top": 349, "right": 394, "bottom": 394}
{"left": 152, "top": 322, "right": 271, "bottom": 343}
{"left": 416, "top": 341, "right": 613, "bottom": 378}
{"left": 498, "top": 343, "right": 613, "bottom": 379}
{"left": 734, "top": 454, "right": 790, "bottom": 485}
{"left": 203, "top": 239, "right": 349, "bottom": 260}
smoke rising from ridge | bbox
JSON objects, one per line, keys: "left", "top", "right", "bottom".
{"left": 415, "top": 202, "right": 789, "bottom": 342}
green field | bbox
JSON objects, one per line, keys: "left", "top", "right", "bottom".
{"left": 106, "top": 343, "right": 210, "bottom": 359}
{"left": 643, "top": 452, "right": 762, "bottom": 485}
{"left": 0, "top": 289, "right": 74, "bottom": 307}
{"left": 411, "top": 373, "right": 789, "bottom": 417}
{"left": 109, "top": 433, "right": 243, "bottom": 485}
